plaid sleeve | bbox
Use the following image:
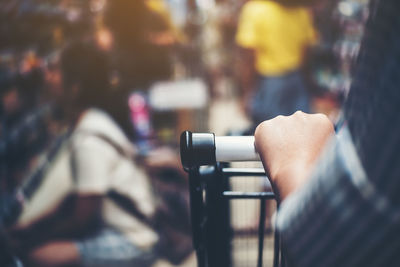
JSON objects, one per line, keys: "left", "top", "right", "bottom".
{"left": 276, "top": 0, "right": 400, "bottom": 265}
{"left": 276, "top": 126, "right": 400, "bottom": 267}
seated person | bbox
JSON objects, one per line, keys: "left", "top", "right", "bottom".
{"left": 10, "top": 42, "right": 158, "bottom": 267}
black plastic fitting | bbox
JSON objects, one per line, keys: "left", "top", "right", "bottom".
{"left": 180, "top": 131, "right": 216, "bottom": 170}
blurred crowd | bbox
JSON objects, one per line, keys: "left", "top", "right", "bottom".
{"left": 0, "top": 0, "right": 370, "bottom": 266}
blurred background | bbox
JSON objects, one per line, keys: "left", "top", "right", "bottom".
{"left": 0, "top": 0, "right": 370, "bottom": 266}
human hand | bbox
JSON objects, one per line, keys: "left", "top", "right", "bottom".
{"left": 254, "top": 111, "right": 334, "bottom": 201}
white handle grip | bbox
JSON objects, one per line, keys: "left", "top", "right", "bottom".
{"left": 215, "top": 136, "right": 260, "bottom": 162}
{"left": 180, "top": 131, "right": 261, "bottom": 169}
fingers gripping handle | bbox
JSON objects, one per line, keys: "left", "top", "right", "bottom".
{"left": 180, "top": 131, "right": 260, "bottom": 170}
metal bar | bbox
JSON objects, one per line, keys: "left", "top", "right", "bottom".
{"left": 273, "top": 209, "right": 280, "bottom": 267}
{"left": 188, "top": 168, "right": 208, "bottom": 267}
{"left": 257, "top": 199, "right": 267, "bottom": 267}
{"left": 222, "top": 191, "right": 275, "bottom": 199}
{"left": 222, "top": 168, "right": 266, "bottom": 177}
{"left": 205, "top": 164, "right": 231, "bottom": 267}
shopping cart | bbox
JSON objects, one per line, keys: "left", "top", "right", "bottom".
{"left": 180, "top": 131, "right": 284, "bottom": 267}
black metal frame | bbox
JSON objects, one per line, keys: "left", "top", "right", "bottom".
{"left": 187, "top": 164, "right": 283, "bottom": 267}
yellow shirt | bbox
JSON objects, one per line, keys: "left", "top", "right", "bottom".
{"left": 236, "top": 0, "right": 317, "bottom": 76}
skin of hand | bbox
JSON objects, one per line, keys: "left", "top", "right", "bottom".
{"left": 254, "top": 111, "right": 335, "bottom": 201}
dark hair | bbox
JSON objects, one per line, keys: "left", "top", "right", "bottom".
{"left": 61, "top": 42, "right": 134, "bottom": 136}
{"left": 104, "top": 0, "right": 147, "bottom": 47}
{"left": 60, "top": 42, "right": 110, "bottom": 109}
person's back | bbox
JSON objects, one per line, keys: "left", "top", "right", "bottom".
{"left": 10, "top": 42, "right": 159, "bottom": 267}
{"left": 236, "top": 0, "right": 316, "bottom": 76}
{"left": 71, "top": 108, "right": 158, "bottom": 250}
{"left": 236, "top": 0, "right": 317, "bottom": 126}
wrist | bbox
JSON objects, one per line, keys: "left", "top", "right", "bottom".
{"left": 271, "top": 162, "right": 312, "bottom": 202}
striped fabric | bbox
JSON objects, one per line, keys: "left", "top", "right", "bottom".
{"left": 276, "top": 0, "right": 400, "bottom": 266}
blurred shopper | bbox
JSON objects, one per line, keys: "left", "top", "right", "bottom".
{"left": 236, "top": 0, "right": 317, "bottom": 127}
{"left": 0, "top": 67, "right": 49, "bottom": 188}
{"left": 1, "top": 68, "right": 43, "bottom": 129}
{"left": 104, "top": 0, "right": 183, "bottom": 90}
{"left": 201, "top": 0, "right": 242, "bottom": 98}
{"left": 254, "top": 0, "right": 400, "bottom": 266}
{"left": 10, "top": 42, "right": 158, "bottom": 267}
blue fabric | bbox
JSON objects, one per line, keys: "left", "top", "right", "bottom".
{"left": 250, "top": 71, "right": 310, "bottom": 124}
{"left": 277, "top": 127, "right": 400, "bottom": 267}
{"left": 76, "top": 227, "right": 156, "bottom": 267}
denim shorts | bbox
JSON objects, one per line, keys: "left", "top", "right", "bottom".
{"left": 250, "top": 70, "right": 310, "bottom": 124}
{"left": 76, "top": 227, "right": 156, "bottom": 267}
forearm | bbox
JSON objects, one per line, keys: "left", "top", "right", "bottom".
{"left": 13, "top": 195, "right": 101, "bottom": 249}
{"left": 27, "top": 213, "right": 98, "bottom": 241}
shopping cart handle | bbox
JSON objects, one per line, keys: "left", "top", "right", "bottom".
{"left": 180, "top": 131, "right": 260, "bottom": 170}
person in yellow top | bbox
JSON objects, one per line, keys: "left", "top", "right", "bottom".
{"left": 236, "top": 0, "right": 317, "bottom": 126}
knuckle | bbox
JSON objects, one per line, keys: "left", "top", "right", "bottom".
{"left": 317, "top": 113, "right": 329, "bottom": 123}
{"left": 294, "top": 110, "right": 304, "bottom": 116}
{"left": 289, "top": 111, "right": 305, "bottom": 123}
{"left": 271, "top": 115, "right": 290, "bottom": 123}
{"left": 255, "top": 121, "right": 267, "bottom": 134}
{"left": 314, "top": 113, "right": 333, "bottom": 128}
{"left": 292, "top": 110, "right": 307, "bottom": 120}
{"left": 311, "top": 113, "right": 325, "bottom": 120}
{"left": 255, "top": 120, "right": 271, "bottom": 137}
